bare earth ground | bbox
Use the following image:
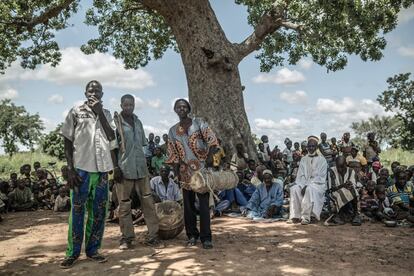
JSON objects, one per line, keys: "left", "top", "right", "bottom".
{"left": 0, "top": 211, "right": 413, "bottom": 276}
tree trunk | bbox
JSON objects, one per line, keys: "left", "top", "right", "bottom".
{"left": 157, "top": 0, "right": 257, "bottom": 160}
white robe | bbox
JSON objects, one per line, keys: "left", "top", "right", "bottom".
{"left": 289, "top": 154, "right": 327, "bottom": 220}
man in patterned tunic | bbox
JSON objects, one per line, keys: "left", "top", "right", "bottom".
{"left": 166, "top": 99, "right": 218, "bottom": 249}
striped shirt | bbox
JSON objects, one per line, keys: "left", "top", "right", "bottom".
{"left": 386, "top": 183, "right": 414, "bottom": 206}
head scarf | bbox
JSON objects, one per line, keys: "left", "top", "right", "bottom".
{"left": 307, "top": 135, "right": 319, "bottom": 143}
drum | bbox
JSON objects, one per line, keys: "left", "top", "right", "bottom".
{"left": 155, "top": 200, "right": 184, "bottom": 240}
{"left": 189, "top": 169, "right": 239, "bottom": 194}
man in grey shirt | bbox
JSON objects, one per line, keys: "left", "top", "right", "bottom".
{"left": 114, "top": 94, "right": 160, "bottom": 250}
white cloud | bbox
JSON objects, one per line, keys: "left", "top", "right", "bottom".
{"left": 158, "top": 119, "right": 176, "bottom": 128}
{"left": 253, "top": 117, "right": 305, "bottom": 150}
{"left": 253, "top": 68, "right": 306, "bottom": 85}
{"left": 4, "top": 47, "right": 155, "bottom": 90}
{"left": 315, "top": 97, "right": 393, "bottom": 122}
{"left": 41, "top": 117, "right": 58, "bottom": 132}
{"left": 255, "top": 117, "right": 301, "bottom": 130}
{"left": 48, "top": 94, "right": 64, "bottom": 104}
{"left": 0, "top": 88, "right": 19, "bottom": 100}
{"left": 398, "top": 46, "right": 414, "bottom": 58}
{"left": 143, "top": 125, "right": 167, "bottom": 136}
{"left": 148, "top": 98, "right": 161, "bottom": 109}
{"left": 398, "top": 6, "right": 414, "bottom": 24}
{"left": 280, "top": 90, "right": 308, "bottom": 105}
{"left": 298, "top": 59, "right": 312, "bottom": 70}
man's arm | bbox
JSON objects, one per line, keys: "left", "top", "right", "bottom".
{"left": 64, "top": 138, "right": 82, "bottom": 189}
{"left": 88, "top": 98, "right": 115, "bottom": 141}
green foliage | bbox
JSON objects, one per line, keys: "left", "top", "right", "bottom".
{"left": 350, "top": 115, "right": 402, "bottom": 148}
{"left": 41, "top": 123, "right": 65, "bottom": 160}
{"left": 377, "top": 73, "right": 414, "bottom": 150}
{"left": 82, "top": 0, "right": 178, "bottom": 70}
{"left": 0, "top": 150, "right": 66, "bottom": 179}
{"left": 0, "top": 99, "right": 44, "bottom": 156}
{"left": 379, "top": 148, "right": 414, "bottom": 169}
{"left": 1, "top": 1, "right": 413, "bottom": 74}
{"left": 236, "top": 0, "right": 414, "bottom": 72}
{"left": 0, "top": 0, "right": 80, "bottom": 73}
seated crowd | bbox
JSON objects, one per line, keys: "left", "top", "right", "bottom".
{"left": 1, "top": 131, "right": 413, "bottom": 229}
{"left": 0, "top": 163, "right": 71, "bottom": 221}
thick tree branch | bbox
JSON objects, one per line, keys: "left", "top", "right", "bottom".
{"left": 235, "top": 0, "right": 301, "bottom": 61}
{"left": 8, "top": 0, "right": 76, "bottom": 30}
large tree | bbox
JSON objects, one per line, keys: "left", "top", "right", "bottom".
{"left": 0, "top": 99, "right": 44, "bottom": 156}
{"left": 377, "top": 73, "right": 414, "bottom": 150}
{"left": 1, "top": 0, "right": 413, "bottom": 157}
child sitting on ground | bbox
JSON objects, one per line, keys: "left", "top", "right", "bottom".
{"left": 54, "top": 187, "right": 70, "bottom": 212}
{"left": 360, "top": 180, "right": 378, "bottom": 218}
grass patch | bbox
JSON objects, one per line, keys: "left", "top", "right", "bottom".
{"left": 0, "top": 151, "right": 65, "bottom": 179}
{"left": 379, "top": 148, "right": 414, "bottom": 168}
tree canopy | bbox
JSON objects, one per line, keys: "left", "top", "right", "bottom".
{"left": 350, "top": 115, "right": 402, "bottom": 148}
{"left": 377, "top": 73, "right": 414, "bottom": 150}
{"left": 0, "top": 99, "right": 44, "bottom": 156}
{"left": 41, "top": 123, "right": 65, "bottom": 160}
{"left": 1, "top": 0, "right": 413, "bottom": 73}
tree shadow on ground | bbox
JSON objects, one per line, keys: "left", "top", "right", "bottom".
{"left": 1, "top": 214, "right": 414, "bottom": 275}
{"left": 0, "top": 211, "right": 68, "bottom": 242}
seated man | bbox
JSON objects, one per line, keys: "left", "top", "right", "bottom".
{"left": 214, "top": 171, "right": 254, "bottom": 217}
{"left": 386, "top": 169, "right": 414, "bottom": 222}
{"left": 54, "top": 187, "right": 71, "bottom": 212}
{"left": 237, "top": 171, "right": 256, "bottom": 202}
{"left": 327, "top": 156, "right": 361, "bottom": 226}
{"left": 245, "top": 170, "right": 283, "bottom": 219}
{"left": 230, "top": 143, "right": 249, "bottom": 172}
{"left": 8, "top": 179, "right": 36, "bottom": 211}
{"left": 289, "top": 136, "right": 328, "bottom": 225}
{"left": 150, "top": 166, "right": 181, "bottom": 203}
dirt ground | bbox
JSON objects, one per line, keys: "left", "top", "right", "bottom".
{"left": 0, "top": 211, "right": 413, "bottom": 276}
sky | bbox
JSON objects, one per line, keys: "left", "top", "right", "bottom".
{"left": 1, "top": 1, "right": 414, "bottom": 151}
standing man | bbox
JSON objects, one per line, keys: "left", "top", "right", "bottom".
{"left": 339, "top": 132, "right": 354, "bottom": 158}
{"left": 60, "top": 80, "right": 117, "bottom": 268}
{"left": 363, "top": 132, "right": 381, "bottom": 166}
{"left": 289, "top": 136, "right": 328, "bottom": 225}
{"left": 318, "top": 132, "right": 334, "bottom": 167}
{"left": 166, "top": 99, "right": 218, "bottom": 249}
{"left": 114, "top": 94, "right": 160, "bottom": 250}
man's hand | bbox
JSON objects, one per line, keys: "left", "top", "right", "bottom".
{"left": 88, "top": 96, "right": 104, "bottom": 115}
{"left": 301, "top": 186, "right": 307, "bottom": 196}
{"left": 265, "top": 205, "right": 277, "bottom": 218}
{"left": 67, "top": 168, "right": 83, "bottom": 189}
{"left": 344, "top": 180, "right": 353, "bottom": 190}
{"left": 113, "top": 167, "right": 123, "bottom": 183}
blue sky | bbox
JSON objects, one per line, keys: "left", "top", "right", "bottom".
{"left": 1, "top": 1, "right": 414, "bottom": 150}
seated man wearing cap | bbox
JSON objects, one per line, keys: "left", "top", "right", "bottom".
{"left": 289, "top": 136, "right": 328, "bottom": 225}
{"left": 244, "top": 170, "right": 283, "bottom": 220}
